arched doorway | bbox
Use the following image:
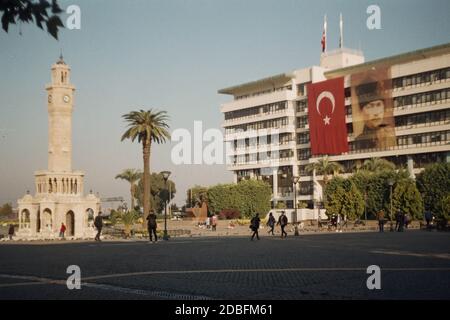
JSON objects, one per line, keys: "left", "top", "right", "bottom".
{"left": 42, "top": 209, "right": 52, "bottom": 231}
{"left": 86, "top": 208, "right": 94, "bottom": 228}
{"left": 21, "top": 209, "right": 31, "bottom": 229}
{"left": 66, "top": 211, "right": 75, "bottom": 236}
{"left": 36, "top": 210, "right": 41, "bottom": 233}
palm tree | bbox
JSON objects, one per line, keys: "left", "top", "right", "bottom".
{"left": 115, "top": 169, "right": 142, "bottom": 211}
{"left": 121, "top": 109, "right": 170, "bottom": 224}
{"left": 121, "top": 210, "right": 139, "bottom": 238}
{"left": 305, "top": 156, "right": 343, "bottom": 185}
{"left": 361, "top": 157, "right": 396, "bottom": 173}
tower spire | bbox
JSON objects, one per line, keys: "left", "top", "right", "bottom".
{"left": 57, "top": 49, "right": 65, "bottom": 65}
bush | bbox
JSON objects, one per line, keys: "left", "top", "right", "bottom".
{"left": 392, "top": 179, "right": 424, "bottom": 220}
{"left": 275, "top": 201, "right": 287, "bottom": 209}
{"left": 218, "top": 209, "right": 240, "bottom": 220}
{"left": 416, "top": 162, "right": 450, "bottom": 219}
{"left": 325, "top": 176, "right": 364, "bottom": 220}
{"left": 207, "top": 180, "right": 271, "bottom": 219}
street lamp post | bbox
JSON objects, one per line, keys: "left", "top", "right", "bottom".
{"left": 364, "top": 188, "right": 367, "bottom": 224}
{"left": 292, "top": 176, "right": 300, "bottom": 236}
{"left": 161, "top": 171, "right": 171, "bottom": 240}
{"left": 388, "top": 179, "right": 394, "bottom": 232}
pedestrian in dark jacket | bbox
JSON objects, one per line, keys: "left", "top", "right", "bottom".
{"left": 250, "top": 213, "right": 261, "bottom": 241}
{"left": 147, "top": 211, "right": 158, "bottom": 243}
{"left": 266, "top": 212, "right": 275, "bottom": 235}
{"left": 277, "top": 211, "right": 288, "bottom": 238}
{"left": 377, "top": 210, "right": 385, "bottom": 232}
{"left": 94, "top": 212, "right": 103, "bottom": 241}
{"left": 395, "top": 211, "right": 401, "bottom": 231}
{"left": 397, "top": 211, "right": 405, "bottom": 232}
{"left": 8, "top": 224, "right": 14, "bottom": 240}
{"left": 425, "top": 210, "right": 432, "bottom": 229}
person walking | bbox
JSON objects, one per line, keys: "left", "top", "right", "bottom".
{"left": 8, "top": 224, "right": 14, "bottom": 240}
{"left": 397, "top": 211, "right": 405, "bottom": 232}
{"left": 395, "top": 210, "right": 401, "bottom": 231}
{"left": 404, "top": 213, "right": 410, "bottom": 230}
{"left": 147, "top": 210, "right": 158, "bottom": 243}
{"left": 425, "top": 210, "right": 432, "bottom": 229}
{"left": 59, "top": 223, "right": 66, "bottom": 238}
{"left": 377, "top": 210, "right": 385, "bottom": 232}
{"left": 94, "top": 212, "right": 103, "bottom": 241}
{"left": 266, "top": 212, "right": 275, "bottom": 235}
{"left": 277, "top": 211, "right": 288, "bottom": 238}
{"left": 211, "top": 214, "right": 218, "bottom": 231}
{"left": 250, "top": 213, "right": 261, "bottom": 241}
{"left": 336, "top": 214, "right": 342, "bottom": 233}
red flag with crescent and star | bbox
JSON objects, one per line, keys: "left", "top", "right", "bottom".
{"left": 307, "top": 77, "right": 348, "bottom": 155}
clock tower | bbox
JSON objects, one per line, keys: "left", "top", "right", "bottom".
{"left": 16, "top": 55, "right": 100, "bottom": 239}
{"left": 46, "top": 54, "right": 75, "bottom": 172}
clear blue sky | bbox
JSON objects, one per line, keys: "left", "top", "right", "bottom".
{"left": 1, "top": 0, "right": 449, "bottom": 207}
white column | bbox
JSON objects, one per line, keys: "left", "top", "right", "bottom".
{"left": 30, "top": 208, "right": 37, "bottom": 236}
{"left": 272, "top": 168, "right": 278, "bottom": 202}
{"left": 233, "top": 172, "right": 238, "bottom": 184}
{"left": 292, "top": 164, "right": 299, "bottom": 204}
{"left": 407, "top": 156, "right": 415, "bottom": 180}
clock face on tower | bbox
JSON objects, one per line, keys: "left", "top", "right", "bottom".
{"left": 63, "top": 95, "right": 70, "bottom": 103}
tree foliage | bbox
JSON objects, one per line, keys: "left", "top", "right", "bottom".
{"left": 136, "top": 172, "right": 176, "bottom": 213}
{"left": 207, "top": 180, "right": 271, "bottom": 219}
{"left": 115, "top": 168, "right": 141, "bottom": 211}
{"left": 416, "top": 162, "right": 450, "bottom": 219}
{"left": 1, "top": 0, "right": 64, "bottom": 39}
{"left": 324, "top": 177, "right": 364, "bottom": 220}
{"left": 392, "top": 179, "right": 424, "bottom": 220}
{"left": 350, "top": 166, "right": 410, "bottom": 219}
{"left": 121, "top": 109, "right": 170, "bottom": 223}
{"left": 360, "top": 157, "right": 396, "bottom": 172}
{"left": 305, "top": 156, "right": 343, "bottom": 184}
{"left": 186, "top": 185, "right": 209, "bottom": 207}
{"left": 442, "top": 195, "right": 450, "bottom": 221}
{"left": 0, "top": 203, "right": 13, "bottom": 218}
{"left": 275, "top": 201, "right": 286, "bottom": 209}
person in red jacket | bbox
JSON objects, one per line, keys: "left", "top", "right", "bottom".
{"left": 59, "top": 223, "right": 66, "bottom": 238}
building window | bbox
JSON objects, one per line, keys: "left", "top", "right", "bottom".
{"left": 296, "top": 100, "right": 308, "bottom": 113}
{"left": 297, "top": 116, "right": 308, "bottom": 128}
{"left": 297, "top": 149, "right": 311, "bottom": 160}
{"left": 297, "top": 132, "right": 310, "bottom": 144}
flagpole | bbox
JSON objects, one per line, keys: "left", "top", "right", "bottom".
{"left": 321, "top": 14, "right": 327, "bottom": 53}
{"left": 339, "top": 13, "right": 343, "bottom": 49}
{"left": 324, "top": 14, "right": 327, "bottom": 53}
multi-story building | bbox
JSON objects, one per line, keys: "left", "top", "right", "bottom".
{"left": 219, "top": 43, "right": 450, "bottom": 209}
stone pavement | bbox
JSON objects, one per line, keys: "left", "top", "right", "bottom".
{"left": 0, "top": 230, "right": 449, "bottom": 299}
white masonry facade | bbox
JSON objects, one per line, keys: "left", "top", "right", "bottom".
{"left": 219, "top": 43, "right": 450, "bottom": 210}
{"left": 16, "top": 56, "right": 100, "bottom": 239}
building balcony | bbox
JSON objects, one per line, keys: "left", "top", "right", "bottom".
{"left": 220, "top": 89, "right": 295, "bottom": 113}
{"left": 228, "top": 141, "right": 296, "bottom": 156}
{"left": 327, "top": 140, "right": 450, "bottom": 162}
{"left": 228, "top": 157, "right": 297, "bottom": 170}
{"left": 225, "top": 124, "right": 296, "bottom": 141}
{"left": 223, "top": 109, "right": 294, "bottom": 128}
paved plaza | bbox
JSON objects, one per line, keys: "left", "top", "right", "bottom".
{"left": 0, "top": 230, "right": 449, "bottom": 300}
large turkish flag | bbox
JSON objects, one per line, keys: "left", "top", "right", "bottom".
{"left": 307, "top": 77, "right": 348, "bottom": 155}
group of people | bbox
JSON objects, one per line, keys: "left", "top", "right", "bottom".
{"left": 199, "top": 215, "right": 218, "bottom": 231}
{"left": 249, "top": 211, "right": 289, "bottom": 241}
{"left": 376, "top": 209, "right": 411, "bottom": 232}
